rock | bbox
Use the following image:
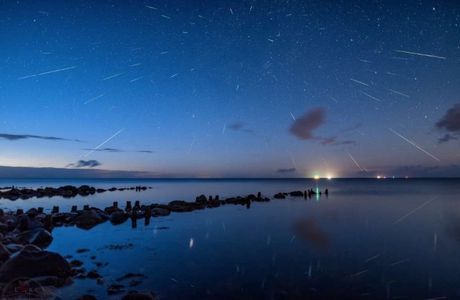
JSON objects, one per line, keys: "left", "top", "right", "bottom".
{"left": 70, "top": 259, "right": 83, "bottom": 267}
{"left": 4, "top": 243, "right": 23, "bottom": 253}
{"left": 289, "top": 191, "right": 304, "bottom": 197}
{"left": 274, "top": 193, "right": 286, "bottom": 199}
{"left": 76, "top": 248, "right": 90, "bottom": 253}
{"left": 110, "top": 211, "right": 129, "bottom": 225}
{"left": 87, "top": 270, "right": 102, "bottom": 279}
{"left": 15, "top": 228, "right": 53, "bottom": 248}
{"left": 151, "top": 207, "right": 170, "bottom": 217}
{"left": 0, "top": 243, "right": 11, "bottom": 262}
{"left": 73, "top": 209, "right": 108, "bottom": 229}
{"left": 168, "top": 200, "right": 202, "bottom": 212}
{"left": 122, "top": 291, "right": 155, "bottom": 300}
{"left": 0, "top": 245, "right": 71, "bottom": 282}
{"left": 107, "top": 283, "right": 125, "bottom": 295}
{"left": 195, "top": 194, "right": 207, "bottom": 204}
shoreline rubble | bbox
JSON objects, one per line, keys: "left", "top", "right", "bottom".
{"left": 0, "top": 187, "right": 328, "bottom": 298}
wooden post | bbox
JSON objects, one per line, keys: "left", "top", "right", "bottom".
{"left": 126, "top": 201, "right": 132, "bottom": 211}
{"left": 71, "top": 205, "right": 78, "bottom": 213}
{"left": 52, "top": 206, "right": 59, "bottom": 214}
{"left": 83, "top": 205, "right": 90, "bottom": 211}
{"left": 113, "top": 201, "right": 118, "bottom": 208}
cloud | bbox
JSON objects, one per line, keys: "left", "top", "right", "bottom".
{"left": 436, "top": 103, "right": 460, "bottom": 132}
{"left": 436, "top": 104, "right": 460, "bottom": 143}
{"left": 82, "top": 148, "right": 154, "bottom": 154}
{"left": 277, "top": 167, "right": 296, "bottom": 173}
{"left": 438, "top": 133, "right": 458, "bottom": 144}
{"left": 67, "top": 160, "right": 101, "bottom": 168}
{"left": 318, "top": 136, "right": 356, "bottom": 146}
{"left": 228, "top": 122, "right": 254, "bottom": 133}
{"left": 289, "top": 108, "right": 356, "bottom": 146}
{"left": 0, "top": 133, "right": 81, "bottom": 142}
{"left": 289, "top": 108, "right": 325, "bottom": 140}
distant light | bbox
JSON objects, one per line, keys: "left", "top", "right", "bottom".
{"left": 327, "top": 175, "right": 332, "bottom": 180}
{"left": 314, "top": 175, "right": 320, "bottom": 180}
{"left": 377, "top": 175, "right": 381, "bottom": 179}
{"left": 189, "top": 238, "right": 194, "bottom": 249}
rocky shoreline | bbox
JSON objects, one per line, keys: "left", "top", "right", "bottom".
{"left": 0, "top": 188, "right": 328, "bottom": 299}
{"left": 0, "top": 185, "right": 151, "bottom": 200}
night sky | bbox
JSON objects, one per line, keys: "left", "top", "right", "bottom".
{"left": 1, "top": 0, "right": 460, "bottom": 178}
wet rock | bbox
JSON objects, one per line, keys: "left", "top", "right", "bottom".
{"left": 70, "top": 259, "right": 84, "bottom": 267}
{"left": 0, "top": 245, "right": 71, "bottom": 282}
{"left": 122, "top": 291, "right": 155, "bottom": 300}
{"left": 195, "top": 194, "right": 207, "bottom": 204}
{"left": 77, "top": 248, "right": 90, "bottom": 253}
{"left": 4, "top": 243, "right": 23, "bottom": 253}
{"left": 107, "top": 283, "right": 125, "bottom": 295}
{"left": 151, "top": 207, "right": 170, "bottom": 217}
{"left": 168, "top": 200, "right": 203, "bottom": 212}
{"left": 73, "top": 209, "right": 108, "bottom": 229}
{"left": 0, "top": 243, "right": 11, "bottom": 262}
{"left": 274, "top": 193, "right": 286, "bottom": 199}
{"left": 15, "top": 228, "right": 53, "bottom": 248}
{"left": 110, "top": 211, "right": 129, "bottom": 225}
{"left": 289, "top": 191, "right": 304, "bottom": 197}
{"left": 87, "top": 270, "right": 102, "bottom": 279}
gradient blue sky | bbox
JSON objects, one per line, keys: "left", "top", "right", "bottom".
{"left": 1, "top": 0, "right": 459, "bottom": 177}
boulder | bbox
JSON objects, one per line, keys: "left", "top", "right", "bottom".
{"left": 73, "top": 209, "right": 108, "bottom": 229}
{"left": 151, "top": 207, "right": 170, "bottom": 217}
{"left": 0, "top": 245, "right": 71, "bottom": 282}
{"left": 289, "top": 191, "right": 304, "bottom": 197}
{"left": 110, "top": 211, "right": 129, "bottom": 225}
{"left": 274, "top": 193, "right": 286, "bottom": 199}
{"left": 195, "top": 194, "right": 207, "bottom": 204}
{"left": 15, "top": 228, "right": 53, "bottom": 248}
{"left": 0, "top": 243, "right": 11, "bottom": 262}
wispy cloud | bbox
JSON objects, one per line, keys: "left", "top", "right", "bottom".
{"left": 0, "top": 133, "right": 81, "bottom": 142}
{"left": 228, "top": 122, "right": 254, "bottom": 133}
{"left": 277, "top": 167, "right": 296, "bottom": 173}
{"left": 66, "top": 160, "right": 101, "bottom": 168}
{"left": 82, "top": 147, "right": 154, "bottom": 154}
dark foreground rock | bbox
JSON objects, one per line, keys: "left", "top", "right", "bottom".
{"left": 0, "top": 245, "right": 71, "bottom": 282}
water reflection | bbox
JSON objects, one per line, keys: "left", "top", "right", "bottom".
{"left": 14, "top": 179, "right": 460, "bottom": 299}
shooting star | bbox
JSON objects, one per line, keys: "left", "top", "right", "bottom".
{"left": 346, "top": 150, "right": 366, "bottom": 172}
{"left": 388, "top": 128, "right": 440, "bottom": 161}
{"left": 102, "top": 72, "right": 124, "bottom": 81}
{"left": 84, "top": 94, "right": 105, "bottom": 105}
{"left": 83, "top": 128, "right": 125, "bottom": 157}
{"left": 18, "top": 66, "right": 77, "bottom": 80}
{"left": 129, "top": 76, "right": 143, "bottom": 83}
{"left": 359, "top": 90, "right": 382, "bottom": 102}
{"left": 289, "top": 112, "right": 296, "bottom": 121}
{"left": 394, "top": 50, "right": 446, "bottom": 60}
{"left": 145, "top": 5, "right": 158, "bottom": 10}
{"left": 387, "top": 88, "right": 410, "bottom": 98}
{"left": 392, "top": 197, "right": 436, "bottom": 225}
{"left": 350, "top": 78, "right": 369, "bottom": 87}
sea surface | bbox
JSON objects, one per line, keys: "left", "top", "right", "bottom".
{"left": 1, "top": 178, "right": 460, "bottom": 299}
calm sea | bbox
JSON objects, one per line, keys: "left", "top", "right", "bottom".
{"left": 1, "top": 178, "right": 460, "bottom": 299}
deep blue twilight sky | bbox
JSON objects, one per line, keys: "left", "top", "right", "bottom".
{"left": 0, "top": 0, "right": 460, "bottom": 178}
